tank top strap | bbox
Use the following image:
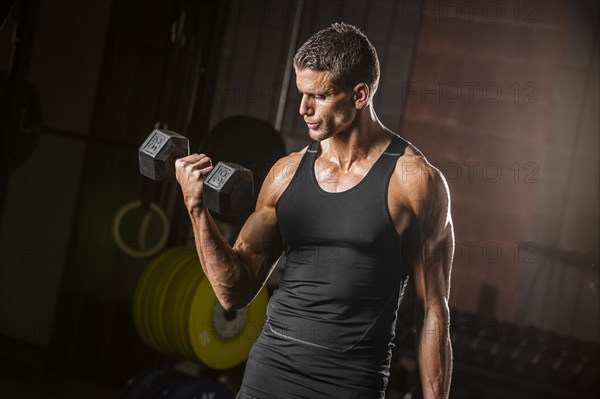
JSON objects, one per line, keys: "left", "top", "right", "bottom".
{"left": 364, "top": 134, "right": 409, "bottom": 184}
{"left": 382, "top": 135, "right": 409, "bottom": 159}
{"left": 282, "top": 141, "right": 319, "bottom": 189}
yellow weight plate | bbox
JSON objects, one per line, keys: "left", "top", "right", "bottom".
{"left": 162, "top": 258, "right": 189, "bottom": 358}
{"left": 134, "top": 247, "right": 178, "bottom": 345}
{"left": 155, "top": 251, "right": 195, "bottom": 356}
{"left": 143, "top": 248, "right": 188, "bottom": 353}
{"left": 158, "top": 253, "right": 201, "bottom": 360}
{"left": 181, "top": 260, "right": 206, "bottom": 359}
{"left": 147, "top": 248, "right": 195, "bottom": 354}
{"left": 133, "top": 247, "right": 180, "bottom": 347}
{"left": 160, "top": 252, "right": 201, "bottom": 357}
{"left": 176, "top": 260, "right": 205, "bottom": 359}
{"left": 188, "top": 278, "right": 269, "bottom": 369}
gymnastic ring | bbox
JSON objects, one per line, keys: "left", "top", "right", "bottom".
{"left": 112, "top": 200, "right": 169, "bottom": 258}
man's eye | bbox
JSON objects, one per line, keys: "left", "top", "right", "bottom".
{"left": 315, "top": 95, "right": 326, "bottom": 100}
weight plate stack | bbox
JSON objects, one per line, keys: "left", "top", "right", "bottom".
{"left": 134, "top": 246, "right": 269, "bottom": 370}
{"left": 188, "top": 278, "right": 269, "bottom": 370}
{"left": 134, "top": 247, "right": 198, "bottom": 355}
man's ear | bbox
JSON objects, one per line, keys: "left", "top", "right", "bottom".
{"left": 353, "top": 83, "right": 369, "bottom": 109}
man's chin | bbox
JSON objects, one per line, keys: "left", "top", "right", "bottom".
{"left": 308, "top": 129, "right": 330, "bottom": 142}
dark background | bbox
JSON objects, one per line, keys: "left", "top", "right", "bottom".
{"left": 0, "top": 0, "right": 598, "bottom": 398}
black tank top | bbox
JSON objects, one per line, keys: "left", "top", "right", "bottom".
{"left": 239, "top": 135, "right": 410, "bottom": 399}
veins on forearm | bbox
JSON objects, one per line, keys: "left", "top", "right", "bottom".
{"left": 417, "top": 308, "right": 451, "bottom": 399}
{"left": 194, "top": 214, "right": 245, "bottom": 292}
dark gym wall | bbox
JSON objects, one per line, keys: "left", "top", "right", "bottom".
{"left": 519, "top": 0, "right": 599, "bottom": 341}
{"left": 400, "top": 0, "right": 599, "bottom": 341}
{"left": 210, "top": 0, "right": 422, "bottom": 152}
{"left": 48, "top": 0, "right": 231, "bottom": 385}
{"left": 0, "top": 0, "right": 113, "bottom": 347}
{"left": 1, "top": 0, "right": 231, "bottom": 383}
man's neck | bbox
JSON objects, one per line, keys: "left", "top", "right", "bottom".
{"left": 320, "top": 106, "right": 393, "bottom": 171}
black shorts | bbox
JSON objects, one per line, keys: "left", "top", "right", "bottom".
{"left": 235, "top": 390, "right": 261, "bottom": 399}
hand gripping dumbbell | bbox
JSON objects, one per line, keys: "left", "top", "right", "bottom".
{"left": 138, "top": 129, "right": 254, "bottom": 216}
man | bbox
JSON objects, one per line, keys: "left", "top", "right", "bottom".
{"left": 176, "top": 22, "right": 453, "bottom": 399}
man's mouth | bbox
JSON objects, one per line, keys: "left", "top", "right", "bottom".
{"left": 306, "top": 122, "right": 320, "bottom": 130}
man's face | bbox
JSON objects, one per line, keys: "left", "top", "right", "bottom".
{"left": 295, "top": 67, "right": 356, "bottom": 141}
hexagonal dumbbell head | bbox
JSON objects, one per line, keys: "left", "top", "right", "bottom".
{"left": 139, "top": 129, "right": 190, "bottom": 181}
{"left": 203, "top": 162, "right": 254, "bottom": 216}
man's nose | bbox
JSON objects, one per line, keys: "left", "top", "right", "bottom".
{"left": 299, "top": 95, "right": 314, "bottom": 116}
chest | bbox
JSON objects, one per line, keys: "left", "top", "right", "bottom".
{"left": 307, "top": 160, "right": 411, "bottom": 238}
{"left": 277, "top": 162, "right": 412, "bottom": 249}
{"left": 313, "top": 160, "right": 375, "bottom": 193}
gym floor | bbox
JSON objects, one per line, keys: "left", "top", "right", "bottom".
{"left": 0, "top": 335, "right": 123, "bottom": 399}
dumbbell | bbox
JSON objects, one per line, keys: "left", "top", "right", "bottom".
{"left": 138, "top": 129, "right": 254, "bottom": 216}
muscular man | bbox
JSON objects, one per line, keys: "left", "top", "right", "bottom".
{"left": 176, "top": 23, "right": 453, "bottom": 399}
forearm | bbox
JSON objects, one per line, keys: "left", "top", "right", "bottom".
{"left": 416, "top": 308, "right": 452, "bottom": 399}
{"left": 188, "top": 207, "right": 252, "bottom": 309}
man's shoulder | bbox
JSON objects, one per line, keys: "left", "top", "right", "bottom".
{"left": 393, "top": 143, "right": 445, "bottom": 185}
{"left": 270, "top": 146, "right": 308, "bottom": 181}
{"left": 390, "top": 142, "right": 451, "bottom": 210}
{"left": 275, "top": 146, "right": 308, "bottom": 165}
{"left": 258, "top": 146, "right": 309, "bottom": 205}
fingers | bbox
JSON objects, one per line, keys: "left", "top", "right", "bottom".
{"left": 175, "top": 153, "right": 212, "bottom": 169}
{"left": 175, "top": 154, "right": 213, "bottom": 184}
{"left": 190, "top": 162, "right": 214, "bottom": 180}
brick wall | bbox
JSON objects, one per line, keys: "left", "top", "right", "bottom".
{"left": 401, "top": 0, "right": 598, "bottom": 340}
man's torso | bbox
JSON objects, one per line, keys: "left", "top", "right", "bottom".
{"left": 238, "top": 135, "right": 413, "bottom": 398}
